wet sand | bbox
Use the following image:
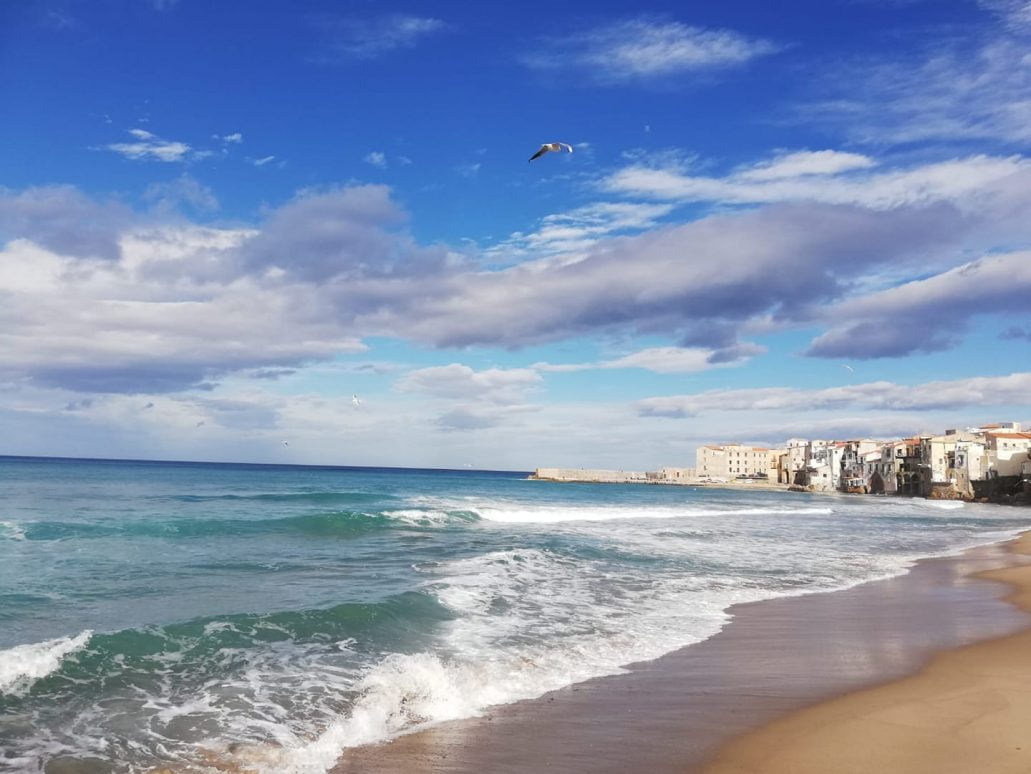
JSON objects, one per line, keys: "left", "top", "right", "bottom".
{"left": 332, "top": 537, "right": 1031, "bottom": 773}
{"left": 705, "top": 532, "right": 1031, "bottom": 774}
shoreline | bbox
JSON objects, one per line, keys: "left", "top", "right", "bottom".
{"left": 531, "top": 474, "right": 1031, "bottom": 506}
{"left": 331, "top": 533, "right": 1031, "bottom": 773}
{"left": 704, "top": 531, "right": 1031, "bottom": 773}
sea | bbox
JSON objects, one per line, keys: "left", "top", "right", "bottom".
{"left": 2, "top": 455, "right": 1030, "bottom": 773}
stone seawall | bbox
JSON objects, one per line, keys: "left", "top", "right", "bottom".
{"left": 530, "top": 468, "right": 649, "bottom": 484}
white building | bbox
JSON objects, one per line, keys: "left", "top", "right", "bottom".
{"left": 806, "top": 440, "right": 845, "bottom": 492}
{"left": 953, "top": 438, "right": 988, "bottom": 495}
{"left": 985, "top": 432, "right": 1031, "bottom": 477}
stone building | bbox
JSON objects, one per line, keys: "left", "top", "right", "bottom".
{"left": 695, "top": 443, "right": 774, "bottom": 480}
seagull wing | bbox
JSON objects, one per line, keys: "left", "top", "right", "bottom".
{"left": 559, "top": 143, "right": 573, "bottom": 153}
{"left": 528, "top": 145, "right": 549, "bottom": 162}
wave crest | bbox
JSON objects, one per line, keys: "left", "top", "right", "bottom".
{"left": 0, "top": 631, "right": 92, "bottom": 697}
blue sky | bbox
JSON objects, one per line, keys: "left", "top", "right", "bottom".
{"left": 1, "top": 0, "right": 1029, "bottom": 469}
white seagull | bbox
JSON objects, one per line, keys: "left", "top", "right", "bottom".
{"left": 352, "top": 394, "right": 362, "bottom": 408}
{"left": 842, "top": 364, "right": 854, "bottom": 373}
{"left": 529, "top": 142, "right": 573, "bottom": 162}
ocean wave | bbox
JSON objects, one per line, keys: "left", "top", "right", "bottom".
{"left": 0, "top": 594, "right": 453, "bottom": 771}
{"left": 235, "top": 547, "right": 737, "bottom": 772}
{"left": 15, "top": 509, "right": 478, "bottom": 542}
{"left": 70, "top": 592, "right": 452, "bottom": 670}
{"left": 0, "top": 631, "right": 92, "bottom": 697}
{"left": 920, "top": 500, "right": 966, "bottom": 510}
{"left": 0, "top": 520, "right": 26, "bottom": 540}
{"left": 471, "top": 504, "right": 834, "bottom": 524}
{"left": 165, "top": 491, "right": 398, "bottom": 505}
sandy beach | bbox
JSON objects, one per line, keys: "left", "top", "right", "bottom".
{"left": 705, "top": 532, "right": 1031, "bottom": 774}
{"left": 332, "top": 534, "right": 1031, "bottom": 773}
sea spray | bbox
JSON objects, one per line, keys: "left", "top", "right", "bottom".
{"left": 0, "top": 631, "right": 92, "bottom": 697}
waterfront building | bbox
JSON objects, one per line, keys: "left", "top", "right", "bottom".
{"left": 696, "top": 444, "right": 773, "bottom": 480}
{"left": 804, "top": 440, "right": 845, "bottom": 492}
{"left": 984, "top": 432, "right": 1031, "bottom": 477}
{"left": 784, "top": 439, "right": 809, "bottom": 485}
{"left": 839, "top": 439, "right": 883, "bottom": 492}
{"left": 646, "top": 467, "right": 696, "bottom": 483}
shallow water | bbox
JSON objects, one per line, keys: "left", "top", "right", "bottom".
{"left": 1, "top": 456, "right": 1029, "bottom": 773}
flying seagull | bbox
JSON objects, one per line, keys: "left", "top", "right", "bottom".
{"left": 282, "top": 440, "right": 289, "bottom": 446}
{"left": 842, "top": 364, "right": 854, "bottom": 373}
{"left": 529, "top": 142, "right": 573, "bottom": 162}
{"left": 352, "top": 394, "right": 362, "bottom": 408}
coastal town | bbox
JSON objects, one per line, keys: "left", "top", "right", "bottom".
{"left": 532, "top": 421, "right": 1031, "bottom": 504}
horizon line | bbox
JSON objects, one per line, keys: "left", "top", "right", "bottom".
{"left": 0, "top": 454, "right": 530, "bottom": 476}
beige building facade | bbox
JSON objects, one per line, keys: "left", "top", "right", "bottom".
{"left": 695, "top": 444, "right": 775, "bottom": 480}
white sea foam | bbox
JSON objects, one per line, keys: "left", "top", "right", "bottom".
{"left": 6, "top": 478, "right": 1024, "bottom": 774}
{"left": 255, "top": 541, "right": 834, "bottom": 773}
{"left": 0, "top": 520, "right": 26, "bottom": 540}
{"left": 472, "top": 504, "right": 833, "bottom": 523}
{"left": 0, "top": 631, "right": 92, "bottom": 696}
{"left": 921, "top": 500, "right": 966, "bottom": 510}
{"left": 252, "top": 494, "right": 1031, "bottom": 774}
{"left": 381, "top": 508, "right": 465, "bottom": 526}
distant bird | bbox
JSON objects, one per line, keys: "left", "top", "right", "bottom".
{"left": 528, "top": 142, "right": 573, "bottom": 162}
{"left": 282, "top": 440, "right": 289, "bottom": 446}
{"left": 352, "top": 394, "right": 362, "bottom": 408}
{"left": 842, "top": 364, "right": 854, "bottom": 373}
{"left": 195, "top": 420, "right": 205, "bottom": 428}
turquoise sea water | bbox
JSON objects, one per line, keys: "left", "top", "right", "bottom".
{"left": 2, "top": 455, "right": 1030, "bottom": 773}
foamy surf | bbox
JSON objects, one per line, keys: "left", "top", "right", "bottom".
{"left": 4, "top": 458, "right": 1030, "bottom": 774}
{"left": 0, "top": 520, "right": 26, "bottom": 540}
{"left": 471, "top": 504, "right": 834, "bottom": 523}
{"left": 0, "top": 631, "right": 92, "bottom": 697}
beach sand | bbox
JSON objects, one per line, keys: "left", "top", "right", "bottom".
{"left": 332, "top": 536, "right": 1031, "bottom": 773}
{"left": 704, "top": 532, "right": 1031, "bottom": 774}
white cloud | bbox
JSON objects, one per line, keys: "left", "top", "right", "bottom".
{"left": 2, "top": 161, "right": 1028, "bottom": 401}
{"left": 737, "top": 150, "right": 876, "bottom": 181}
{"left": 143, "top": 175, "right": 219, "bottom": 214}
{"left": 803, "top": 24, "right": 1031, "bottom": 144}
{"left": 492, "top": 202, "right": 674, "bottom": 261}
{"left": 0, "top": 185, "right": 130, "bottom": 260}
{"left": 978, "top": 0, "right": 1031, "bottom": 30}
{"left": 0, "top": 202, "right": 376, "bottom": 393}
{"left": 603, "top": 152, "right": 1029, "bottom": 210}
{"left": 637, "top": 372, "right": 1031, "bottom": 417}
{"left": 103, "top": 128, "right": 198, "bottom": 163}
{"left": 526, "top": 17, "right": 780, "bottom": 83}
{"left": 806, "top": 250, "right": 1031, "bottom": 358}
{"left": 395, "top": 364, "right": 542, "bottom": 405}
{"left": 252, "top": 155, "right": 276, "bottom": 167}
{"left": 219, "top": 132, "right": 243, "bottom": 144}
{"left": 536, "top": 344, "right": 763, "bottom": 374}
{"left": 364, "top": 151, "right": 387, "bottom": 168}
{"left": 314, "top": 14, "right": 446, "bottom": 61}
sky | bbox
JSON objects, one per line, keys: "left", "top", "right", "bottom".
{"left": 1, "top": 0, "right": 1030, "bottom": 470}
